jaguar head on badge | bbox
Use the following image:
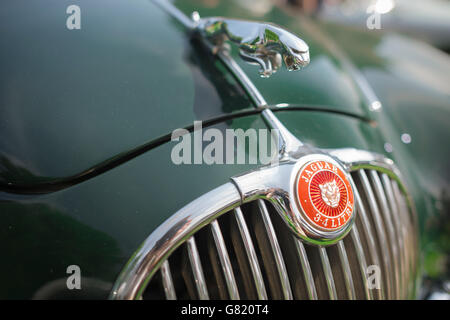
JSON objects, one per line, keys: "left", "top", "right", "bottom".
{"left": 319, "top": 180, "right": 340, "bottom": 208}
{"left": 194, "top": 16, "right": 310, "bottom": 77}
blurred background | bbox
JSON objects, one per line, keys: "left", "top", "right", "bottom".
{"left": 191, "top": 0, "right": 450, "bottom": 54}
{"left": 287, "top": 0, "right": 450, "bottom": 53}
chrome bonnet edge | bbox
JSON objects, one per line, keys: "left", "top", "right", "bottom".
{"left": 110, "top": 182, "right": 241, "bottom": 300}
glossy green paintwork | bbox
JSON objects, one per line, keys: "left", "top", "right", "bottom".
{"left": 0, "top": 0, "right": 449, "bottom": 298}
{"left": 0, "top": 115, "right": 266, "bottom": 299}
{"left": 0, "top": 0, "right": 253, "bottom": 187}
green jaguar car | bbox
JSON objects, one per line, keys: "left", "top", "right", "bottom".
{"left": 0, "top": 0, "right": 448, "bottom": 300}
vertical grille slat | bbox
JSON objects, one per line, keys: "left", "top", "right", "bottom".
{"left": 160, "top": 260, "right": 176, "bottom": 300}
{"left": 351, "top": 174, "right": 385, "bottom": 299}
{"left": 370, "top": 171, "right": 401, "bottom": 299}
{"left": 257, "top": 200, "right": 293, "bottom": 300}
{"left": 381, "top": 174, "right": 407, "bottom": 299}
{"left": 337, "top": 241, "right": 356, "bottom": 300}
{"left": 319, "top": 247, "right": 337, "bottom": 300}
{"left": 358, "top": 170, "right": 394, "bottom": 299}
{"left": 293, "top": 237, "right": 318, "bottom": 300}
{"left": 392, "top": 180, "right": 416, "bottom": 298}
{"left": 234, "top": 207, "right": 268, "bottom": 300}
{"left": 186, "top": 237, "right": 209, "bottom": 300}
{"left": 349, "top": 226, "right": 373, "bottom": 299}
{"left": 140, "top": 168, "right": 417, "bottom": 301}
{"left": 210, "top": 220, "right": 240, "bottom": 299}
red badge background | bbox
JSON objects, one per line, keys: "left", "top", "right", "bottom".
{"left": 296, "top": 160, "right": 354, "bottom": 231}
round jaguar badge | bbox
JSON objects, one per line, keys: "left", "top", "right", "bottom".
{"left": 293, "top": 157, "right": 355, "bottom": 238}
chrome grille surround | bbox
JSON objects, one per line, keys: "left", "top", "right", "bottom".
{"left": 110, "top": 148, "right": 419, "bottom": 300}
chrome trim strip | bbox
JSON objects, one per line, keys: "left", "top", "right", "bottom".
{"left": 350, "top": 226, "right": 373, "bottom": 300}
{"left": 234, "top": 207, "right": 268, "bottom": 300}
{"left": 257, "top": 200, "right": 293, "bottom": 300}
{"left": 329, "top": 148, "right": 394, "bottom": 171}
{"left": 210, "top": 220, "right": 240, "bottom": 299}
{"left": 217, "top": 49, "right": 267, "bottom": 106}
{"left": 337, "top": 240, "right": 356, "bottom": 300}
{"left": 351, "top": 174, "right": 384, "bottom": 299}
{"left": 186, "top": 236, "right": 209, "bottom": 300}
{"left": 293, "top": 237, "right": 318, "bottom": 300}
{"left": 358, "top": 170, "right": 393, "bottom": 299}
{"left": 153, "top": 0, "right": 195, "bottom": 29}
{"left": 217, "top": 49, "right": 304, "bottom": 154}
{"left": 370, "top": 170, "right": 400, "bottom": 299}
{"left": 342, "top": 60, "right": 382, "bottom": 112}
{"left": 110, "top": 182, "right": 241, "bottom": 300}
{"left": 319, "top": 247, "right": 337, "bottom": 300}
{"left": 160, "top": 260, "right": 176, "bottom": 300}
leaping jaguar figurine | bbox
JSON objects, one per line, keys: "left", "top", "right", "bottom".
{"left": 195, "top": 16, "right": 310, "bottom": 78}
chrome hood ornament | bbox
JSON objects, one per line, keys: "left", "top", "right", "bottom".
{"left": 194, "top": 14, "right": 310, "bottom": 78}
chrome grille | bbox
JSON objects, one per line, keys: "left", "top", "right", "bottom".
{"left": 141, "top": 168, "right": 418, "bottom": 300}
